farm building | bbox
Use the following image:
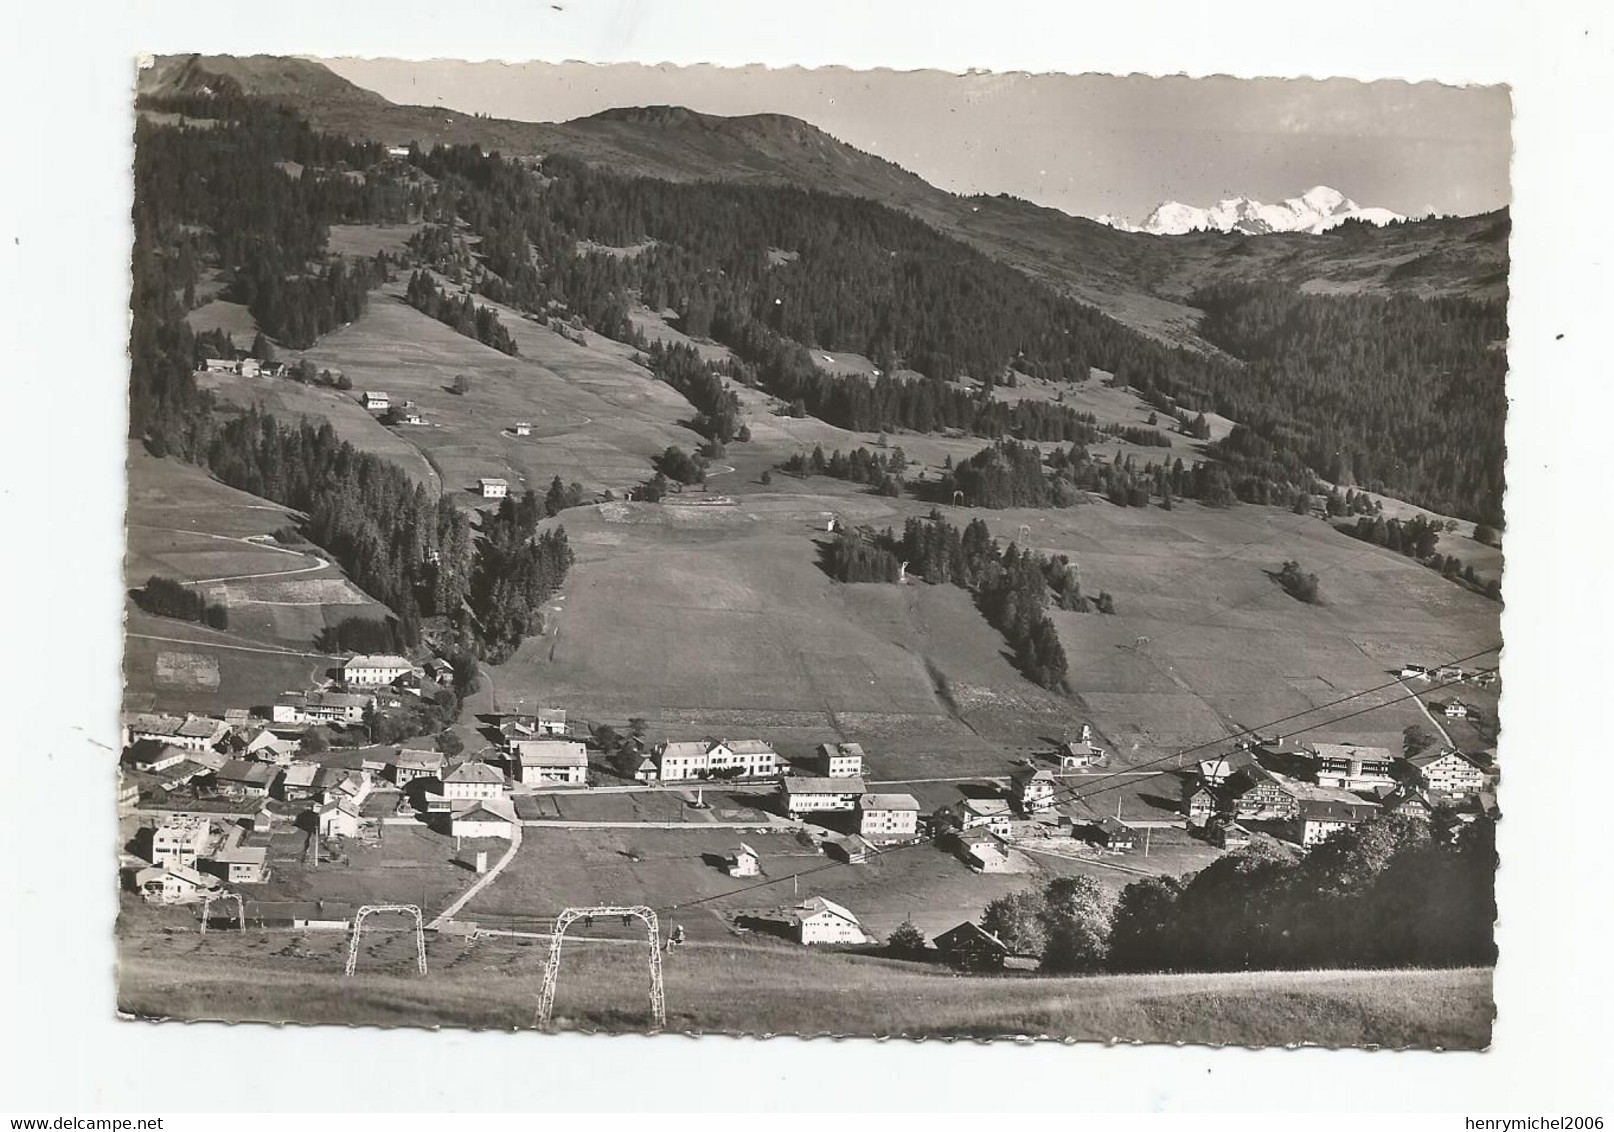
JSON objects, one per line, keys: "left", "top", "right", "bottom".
{"left": 824, "top": 832, "right": 872, "bottom": 864}
{"left": 450, "top": 797, "right": 518, "bottom": 840}
{"left": 363, "top": 390, "right": 390, "bottom": 411}
{"left": 1407, "top": 748, "right": 1489, "bottom": 798}
{"left": 342, "top": 655, "right": 414, "bottom": 687}
{"left": 1442, "top": 701, "right": 1472, "bottom": 720}
{"left": 1400, "top": 664, "right": 1430, "bottom": 680}
{"left": 391, "top": 749, "right": 446, "bottom": 786}
{"left": 443, "top": 760, "right": 507, "bottom": 800}
{"left": 955, "top": 829, "right": 1016, "bottom": 873}
{"left": 212, "top": 845, "right": 268, "bottom": 884}
{"left": 129, "top": 743, "right": 190, "bottom": 774}
{"left": 535, "top": 708, "right": 568, "bottom": 736}
{"left": 781, "top": 776, "right": 866, "bottom": 816}
{"left": 726, "top": 843, "right": 761, "bottom": 877}
{"left": 934, "top": 922, "right": 1012, "bottom": 972}
{"left": 1183, "top": 781, "right": 1220, "bottom": 826}
{"left": 787, "top": 897, "right": 867, "bottom": 945}
{"left": 510, "top": 739, "right": 588, "bottom": 784}
{"left": 656, "top": 738, "right": 779, "bottom": 781}
{"left": 277, "top": 762, "right": 322, "bottom": 804}
{"left": 1009, "top": 767, "right": 1058, "bottom": 814}
{"left": 1307, "top": 743, "right": 1399, "bottom": 792}
{"left": 1086, "top": 817, "right": 1138, "bottom": 852}
{"left": 150, "top": 817, "right": 210, "bottom": 871}
{"left": 815, "top": 741, "right": 865, "bottom": 778}
{"left": 955, "top": 797, "right": 1014, "bottom": 837}
{"left": 1435, "top": 665, "right": 1466, "bottom": 681}
{"left": 135, "top": 863, "right": 219, "bottom": 904}
{"left": 856, "top": 793, "right": 920, "bottom": 844}
{"left": 199, "top": 357, "right": 237, "bottom": 374}
{"left": 513, "top": 421, "right": 532, "bottom": 436}
{"left": 479, "top": 477, "right": 509, "bottom": 499}
{"left": 214, "top": 759, "right": 277, "bottom": 798}
{"left": 1206, "top": 819, "right": 1253, "bottom": 850}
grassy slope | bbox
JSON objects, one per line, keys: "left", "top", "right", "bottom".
{"left": 123, "top": 446, "right": 388, "bottom": 713}
{"left": 116, "top": 938, "right": 1493, "bottom": 1048}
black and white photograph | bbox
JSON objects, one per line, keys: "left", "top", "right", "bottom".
{"left": 7, "top": 0, "right": 1614, "bottom": 1117}
{"left": 116, "top": 54, "right": 1508, "bottom": 1046}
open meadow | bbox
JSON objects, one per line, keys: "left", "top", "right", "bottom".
{"left": 123, "top": 447, "right": 384, "bottom": 711}
{"left": 114, "top": 927, "right": 1494, "bottom": 1048}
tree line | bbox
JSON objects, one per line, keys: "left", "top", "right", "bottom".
{"left": 132, "top": 575, "right": 229, "bottom": 630}
{"left": 779, "top": 444, "right": 907, "bottom": 496}
{"left": 404, "top": 270, "right": 519, "bottom": 355}
{"left": 968, "top": 815, "right": 1495, "bottom": 974}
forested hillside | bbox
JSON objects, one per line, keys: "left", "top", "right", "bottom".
{"left": 130, "top": 75, "right": 570, "bottom": 660}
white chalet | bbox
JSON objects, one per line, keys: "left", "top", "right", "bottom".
{"left": 726, "top": 843, "right": 761, "bottom": 877}
{"left": 1407, "top": 748, "right": 1489, "bottom": 798}
{"left": 479, "top": 478, "right": 509, "bottom": 499}
{"left": 787, "top": 897, "right": 867, "bottom": 945}
{"left": 363, "top": 391, "right": 390, "bottom": 411}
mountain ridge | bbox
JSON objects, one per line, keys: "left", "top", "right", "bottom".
{"left": 1101, "top": 185, "right": 1406, "bottom": 236}
{"left": 138, "top": 55, "right": 1508, "bottom": 349}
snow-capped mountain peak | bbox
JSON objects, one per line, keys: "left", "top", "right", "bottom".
{"left": 1101, "top": 186, "right": 1403, "bottom": 236}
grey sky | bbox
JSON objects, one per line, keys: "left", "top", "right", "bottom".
{"left": 322, "top": 59, "right": 1511, "bottom": 220}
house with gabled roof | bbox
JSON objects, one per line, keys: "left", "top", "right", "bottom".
{"left": 656, "top": 738, "right": 779, "bottom": 781}
{"left": 1182, "top": 780, "right": 1220, "bottom": 826}
{"left": 444, "top": 759, "right": 507, "bottom": 800}
{"left": 343, "top": 654, "right": 414, "bottom": 687}
{"left": 815, "top": 741, "right": 865, "bottom": 778}
{"left": 1381, "top": 784, "right": 1435, "bottom": 820}
{"left": 1406, "top": 747, "right": 1488, "bottom": 798}
{"left": 1009, "top": 767, "right": 1058, "bottom": 814}
{"left": 780, "top": 776, "right": 866, "bottom": 816}
{"left": 135, "top": 863, "right": 220, "bottom": 904}
{"left": 823, "top": 832, "right": 872, "bottom": 864}
{"left": 857, "top": 792, "right": 920, "bottom": 843}
{"left": 215, "top": 759, "right": 278, "bottom": 798}
{"left": 277, "top": 762, "right": 322, "bottom": 803}
{"left": 726, "top": 843, "right": 761, "bottom": 877}
{"left": 956, "top": 796, "right": 1013, "bottom": 837}
{"left": 787, "top": 897, "right": 867, "bottom": 945}
{"left": 391, "top": 748, "right": 446, "bottom": 786}
{"left": 316, "top": 798, "right": 363, "bottom": 839}
{"left": 450, "top": 796, "right": 518, "bottom": 839}
{"left": 1223, "top": 764, "right": 1302, "bottom": 820}
{"left": 954, "top": 828, "right": 1017, "bottom": 873}
{"left": 934, "top": 921, "right": 1012, "bottom": 971}
{"left": 1086, "top": 816, "right": 1137, "bottom": 851}
{"left": 1307, "top": 743, "right": 1399, "bottom": 792}
{"left": 1206, "top": 817, "right": 1253, "bottom": 850}
{"left": 510, "top": 739, "right": 588, "bottom": 784}
{"left": 212, "top": 845, "right": 268, "bottom": 884}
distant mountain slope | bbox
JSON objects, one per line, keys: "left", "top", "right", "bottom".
{"left": 139, "top": 55, "right": 1508, "bottom": 348}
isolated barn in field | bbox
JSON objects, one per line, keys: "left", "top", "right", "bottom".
{"left": 479, "top": 477, "right": 509, "bottom": 499}
{"left": 363, "top": 390, "right": 390, "bottom": 411}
